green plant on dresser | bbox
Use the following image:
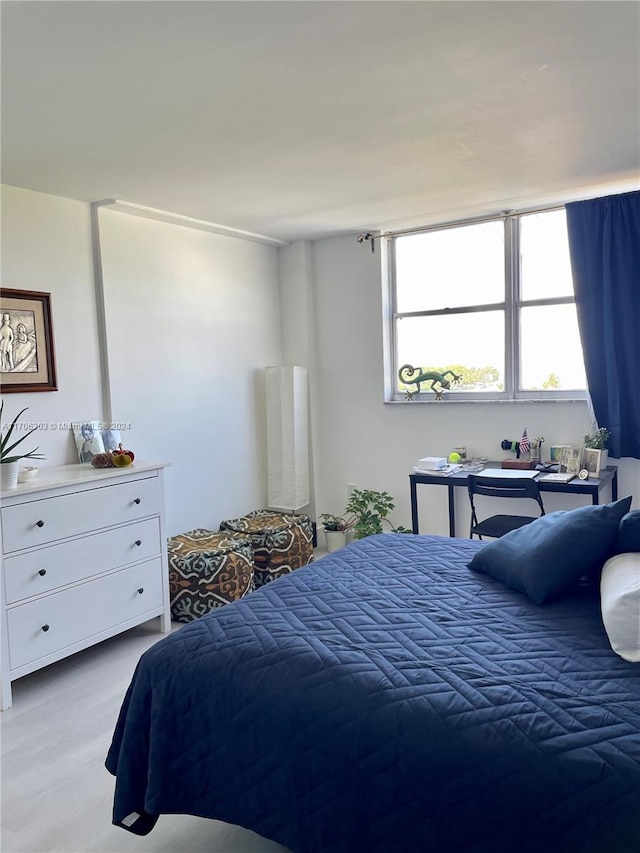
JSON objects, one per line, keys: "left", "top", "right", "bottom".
{"left": 0, "top": 403, "right": 45, "bottom": 463}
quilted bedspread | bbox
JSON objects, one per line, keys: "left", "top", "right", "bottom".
{"left": 106, "top": 534, "right": 640, "bottom": 852}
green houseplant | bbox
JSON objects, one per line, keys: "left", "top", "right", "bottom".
{"left": 583, "top": 426, "right": 611, "bottom": 470}
{"left": 321, "top": 488, "right": 409, "bottom": 552}
{"left": 319, "top": 512, "right": 353, "bottom": 553}
{"left": 583, "top": 427, "right": 610, "bottom": 450}
{"left": 344, "top": 488, "right": 410, "bottom": 540}
{"left": 1, "top": 403, "right": 45, "bottom": 489}
{"left": 319, "top": 513, "right": 351, "bottom": 533}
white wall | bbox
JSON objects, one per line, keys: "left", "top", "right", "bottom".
{"left": 0, "top": 185, "right": 103, "bottom": 464}
{"left": 2, "top": 186, "right": 283, "bottom": 538}
{"left": 98, "top": 208, "right": 282, "bottom": 536}
{"left": 308, "top": 235, "right": 638, "bottom": 535}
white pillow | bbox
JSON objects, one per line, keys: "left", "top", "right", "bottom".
{"left": 600, "top": 553, "right": 640, "bottom": 662}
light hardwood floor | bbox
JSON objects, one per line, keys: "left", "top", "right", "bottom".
{"left": 1, "top": 619, "right": 291, "bottom": 853}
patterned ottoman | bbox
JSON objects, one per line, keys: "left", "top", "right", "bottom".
{"left": 218, "top": 510, "right": 314, "bottom": 588}
{"left": 167, "top": 528, "right": 255, "bottom": 623}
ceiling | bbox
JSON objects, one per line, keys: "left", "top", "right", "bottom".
{"left": 2, "top": 1, "right": 639, "bottom": 244}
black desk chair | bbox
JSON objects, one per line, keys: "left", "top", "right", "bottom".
{"left": 467, "top": 475, "right": 546, "bottom": 540}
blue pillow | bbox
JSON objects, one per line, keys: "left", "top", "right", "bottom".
{"left": 467, "top": 497, "right": 632, "bottom": 605}
{"left": 615, "top": 509, "right": 640, "bottom": 554}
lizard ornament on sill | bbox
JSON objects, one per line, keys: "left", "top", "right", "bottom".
{"left": 398, "top": 364, "right": 462, "bottom": 400}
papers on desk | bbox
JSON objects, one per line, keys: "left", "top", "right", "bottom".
{"left": 475, "top": 468, "right": 540, "bottom": 479}
{"left": 413, "top": 464, "right": 463, "bottom": 477}
{"left": 538, "top": 472, "right": 576, "bottom": 483}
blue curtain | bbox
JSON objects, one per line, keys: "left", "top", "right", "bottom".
{"left": 566, "top": 190, "right": 640, "bottom": 459}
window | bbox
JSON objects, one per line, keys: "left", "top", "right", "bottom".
{"left": 388, "top": 208, "right": 586, "bottom": 401}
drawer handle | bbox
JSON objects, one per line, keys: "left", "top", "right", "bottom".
{"left": 134, "top": 539, "right": 142, "bottom": 547}
{"left": 133, "top": 498, "right": 141, "bottom": 505}
{"left": 36, "top": 520, "right": 45, "bottom": 528}
{"left": 137, "top": 587, "right": 144, "bottom": 595}
{"left": 42, "top": 624, "right": 50, "bottom": 632}
{"left": 38, "top": 569, "right": 47, "bottom": 577}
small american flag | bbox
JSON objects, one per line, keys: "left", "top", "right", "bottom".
{"left": 519, "top": 427, "right": 530, "bottom": 455}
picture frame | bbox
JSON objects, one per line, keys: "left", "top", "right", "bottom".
{"left": 549, "top": 445, "right": 571, "bottom": 463}
{"left": 71, "top": 423, "right": 123, "bottom": 463}
{"left": 559, "top": 446, "right": 584, "bottom": 476}
{"left": 101, "top": 428, "right": 122, "bottom": 453}
{"left": 583, "top": 448, "right": 603, "bottom": 478}
{"left": 72, "top": 421, "right": 105, "bottom": 464}
{"left": 0, "top": 289, "right": 58, "bottom": 392}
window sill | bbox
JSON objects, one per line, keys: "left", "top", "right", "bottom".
{"left": 384, "top": 397, "right": 587, "bottom": 405}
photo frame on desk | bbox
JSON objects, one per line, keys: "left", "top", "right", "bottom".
{"left": 583, "top": 448, "right": 603, "bottom": 478}
{"left": 559, "top": 446, "right": 584, "bottom": 476}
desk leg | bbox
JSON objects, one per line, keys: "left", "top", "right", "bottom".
{"left": 447, "top": 484, "right": 456, "bottom": 538}
{"left": 410, "top": 479, "right": 419, "bottom": 534}
{"left": 593, "top": 471, "right": 618, "bottom": 505}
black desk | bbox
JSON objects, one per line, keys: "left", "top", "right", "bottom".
{"left": 410, "top": 462, "right": 619, "bottom": 537}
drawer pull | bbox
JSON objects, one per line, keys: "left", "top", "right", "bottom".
{"left": 36, "top": 520, "right": 45, "bottom": 528}
{"left": 134, "top": 539, "right": 142, "bottom": 547}
{"left": 38, "top": 569, "right": 47, "bottom": 577}
{"left": 133, "top": 498, "right": 141, "bottom": 505}
{"left": 137, "top": 587, "right": 144, "bottom": 595}
{"left": 42, "top": 624, "right": 50, "bottom": 632}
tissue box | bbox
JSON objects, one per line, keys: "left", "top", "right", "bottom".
{"left": 416, "top": 456, "right": 447, "bottom": 470}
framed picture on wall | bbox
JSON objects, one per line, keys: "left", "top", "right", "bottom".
{"left": 583, "top": 448, "right": 603, "bottom": 478}
{"left": 0, "top": 289, "right": 58, "bottom": 392}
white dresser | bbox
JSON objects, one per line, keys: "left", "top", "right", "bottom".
{"left": 0, "top": 461, "right": 172, "bottom": 710}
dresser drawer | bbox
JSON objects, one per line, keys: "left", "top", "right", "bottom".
{"left": 3, "top": 518, "right": 161, "bottom": 605}
{"left": 7, "top": 559, "right": 164, "bottom": 670}
{"left": 1, "top": 475, "right": 161, "bottom": 553}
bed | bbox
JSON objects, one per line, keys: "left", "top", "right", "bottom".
{"left": 106, "top": 532, "right": 640, "bottom": 852}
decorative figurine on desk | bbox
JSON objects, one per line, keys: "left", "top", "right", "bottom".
{"left": 501, "top": 428, "right": 537, "bottom": 459}
{"left": 501, "top": 439, "right": 521, "bottom": 458}
{"left": 398, "top": 365, "right": 462, "bottom": 400}
{"left": 501, "top": 428, "right": 537, "bottom": 469}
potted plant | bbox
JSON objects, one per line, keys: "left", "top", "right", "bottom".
{"left": 321, "top": 489, "right": 410, "bottom": 552}
{"left": 583, "top": 426, "right": 611, "bottom": 468}
{"left": 1, "top": 403, "right": 45, "bottom": 489}
{"left": 344, "top": 488, "right": 410, "bottom": 540}
{"left": 319, "top": 513, "right": 353, "bottom": 553}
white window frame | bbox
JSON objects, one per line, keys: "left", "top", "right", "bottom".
{"left": 385, "top": 208, "right": 586, "bottom": 403}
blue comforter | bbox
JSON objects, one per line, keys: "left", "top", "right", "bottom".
{"left": 106, "top": 534, "right": 640, "bottom": 852}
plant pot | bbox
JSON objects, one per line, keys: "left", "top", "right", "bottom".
{"left": 325, "top": 529, "right": 347, "bottom": 553}
{"left": 1, "top": 461, "right": 20, "bottom": 490}
{"left": 600, "top": 450, "right": 608, "bottom": 470}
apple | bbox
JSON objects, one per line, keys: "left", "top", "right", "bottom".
{"left": 112, "top": 453, "right": 132, "bottom": 468}
{"left": 113, "top": 443, "right": 135, "bottom": 463}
